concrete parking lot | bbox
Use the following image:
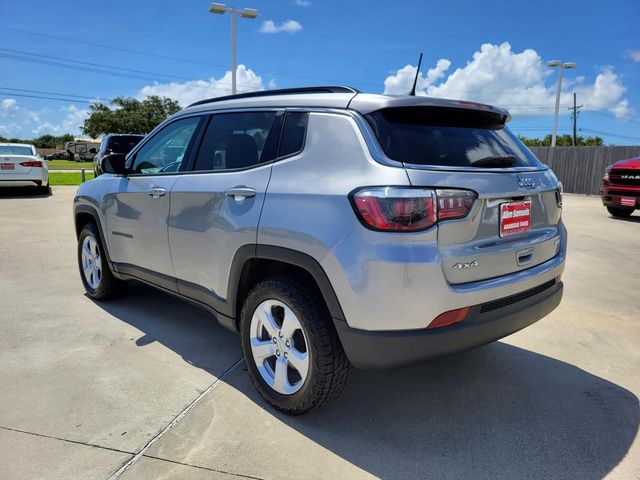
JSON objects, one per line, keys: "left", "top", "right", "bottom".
{"left": 0, "top": 186, "right": 638, "bottom": 480}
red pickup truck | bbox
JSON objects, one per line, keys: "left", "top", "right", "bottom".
{"left": 601, "top": 157, "right": 640, "bottom": 217}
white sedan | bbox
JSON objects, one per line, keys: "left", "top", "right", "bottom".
{"left": 0, "top": 143, "right": 50, "bottom": 194}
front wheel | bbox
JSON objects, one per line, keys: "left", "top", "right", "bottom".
{"left": 240, "top": 277, "right": 349, "bottom": 414}
{"left": 77, "top": 223, "right": 127, "bottom": 300}
{"left": 607, "top": 206, "right": 634, "bottom": 218}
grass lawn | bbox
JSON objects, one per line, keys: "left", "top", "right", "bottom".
{"left": 49, "top": 171, "right": 95, "bottom": 186}
{"left": 46, "top": 160, "right": 94, "bottom": 170}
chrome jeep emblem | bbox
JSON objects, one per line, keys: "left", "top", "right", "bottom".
{"left": 452, "top": 260, "right": 479, "bottom": 269}
{"left": 517, "top": 176, "right": 536, "bottom": 188}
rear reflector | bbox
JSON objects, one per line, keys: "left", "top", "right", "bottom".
{"left": 427, "top": 307, "right": 470, "bottom": 329}
{"left": 351, "top": 187, "right": 476, "bottom": 232}
{"left": 20, "top": 161, "right": 43, "bottom": 167}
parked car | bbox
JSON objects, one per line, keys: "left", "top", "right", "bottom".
{"left": 0, "top": 143, "right": 50, "bottom": 194}
{"left": 601, "top": 157, "right": 640, "bottom": 217}
{"left": 73, "top": 86, "right": 566, "bottom": 414}
{"left": 93, "top": 134, "right": 145, "bottom": 176}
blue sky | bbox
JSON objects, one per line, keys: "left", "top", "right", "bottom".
{"left": 1, "top": 0, "right": 639, "bottom": 144}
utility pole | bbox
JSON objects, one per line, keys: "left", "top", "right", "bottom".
{"left": 568, "top": 92, "right": 583, "bottom": 146}
{"left": 546, "top": 60, "right": 576, "bottom": 147}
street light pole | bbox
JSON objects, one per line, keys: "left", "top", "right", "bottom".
{"left": 231, "top": 9, "right": 237, "bottom": 95}
{"left": 209, "top": 3, "right": 258, "bottom": 95}
{"left": 546, "top": 60, "right": 576, "bottom": 147}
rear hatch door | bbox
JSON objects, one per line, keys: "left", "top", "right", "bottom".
{"left": 366, "top": 106, "right": 562, "bottom": 284}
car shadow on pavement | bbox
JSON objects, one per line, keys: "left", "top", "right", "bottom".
{"left": 608, "top": 214, "right": 640, "bottom": 223}
{"left": 94, "top": 282, "right": 639, "bottom": 480}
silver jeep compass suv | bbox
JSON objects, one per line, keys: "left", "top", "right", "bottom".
{"left": 74, "top": 86, "right": 566, "bottom": 414}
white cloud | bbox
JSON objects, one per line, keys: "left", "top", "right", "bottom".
{"left": 2, "top": 98, "right": 17, "bottom": 110}
{"left": 0, "top": 99, "right": 88, "bottom": 137}
{"left": 294, "top": 0, "right": 311, "bottom": 5}
{"left": 31, "top": 105, "right": 89, "bottom": 136}
{"left": 384, "top": 59, "right": 451, "bottom": 95}
{"left": 138, "top": 65, "right": 266, "bottom": 107}
{"left": 610, "top": 99, "right": 631, "bottom": 119}
{"left": 383, "top": 42, "right": 632, "bottom": 119}
{"left": 625, "top": 49, "right": 640, "bottom": 62}
{"left": 259, "top": 20, "right": 302, "bottom": 34}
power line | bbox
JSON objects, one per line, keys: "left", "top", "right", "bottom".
{"left": 0, "top": 86, "right": 99, "bottom": 100}
{"left": 0, "top": 92, "right": 92, "bottom": 104}
{"left": 0, "top": 26, "right": 214, "bottom": 67}
{"left": 0, "top": 48, "right": 193, "bottom": 81}
{"left": 579, "top": 128, "right": 640, "bottom": 142}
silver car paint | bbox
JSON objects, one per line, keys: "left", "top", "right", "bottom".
{"left": 105, "top": 175, "right": 179, "bottom": 278}
{"left": 169, "top": 163, "right": 272, "bottom": 299}
{"left": 74, "top": 95, "right": 566, "bottom": 334}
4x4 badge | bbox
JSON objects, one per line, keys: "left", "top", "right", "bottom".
{"left": 517, "top": 176, "right": 536, "bottom": 188}
{"left": 452, "top": 260, "right": 479, "bottom": 269}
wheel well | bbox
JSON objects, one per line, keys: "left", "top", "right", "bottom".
{"left": 234, "top": 259, "right": 325, "bottom": 329}
{"left": 75, "top": 212, "right": 96, "bottom": 237}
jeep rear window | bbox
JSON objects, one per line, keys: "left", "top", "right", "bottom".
{"left": 366, "top": 107, "right": 541, "bottom": 168}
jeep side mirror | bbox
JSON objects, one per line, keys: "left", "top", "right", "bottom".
{"left": 101, "top": 153, "right": 129, "bottom": 175}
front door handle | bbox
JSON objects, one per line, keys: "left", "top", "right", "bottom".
{"left": 145, "top": 187, "right": 166, "bottom": 199}
{"left": 226, "top": 187, "right": 256, "bottom": 200}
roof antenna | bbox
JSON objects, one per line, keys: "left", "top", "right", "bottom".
{"left": 409, "top": 53, "right": 423, "bottom": 96}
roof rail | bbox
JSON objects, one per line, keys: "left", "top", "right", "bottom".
{"left": 187, "top": 86, "right": 359, "bottom": 108}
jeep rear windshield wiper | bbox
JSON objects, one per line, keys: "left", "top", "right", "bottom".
{"left": 470, "top": 155, "right": 517, "bottom": 167}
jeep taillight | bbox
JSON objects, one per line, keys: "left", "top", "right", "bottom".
{"left": 351, "top": 187, "right": 437, "bottom": 232}
{"left": 435, "top": 189, "right": 477, "bottom": 220}
{"left": 350, "top": 187, "right": 476, "bottom": 232}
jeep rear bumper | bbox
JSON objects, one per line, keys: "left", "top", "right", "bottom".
{"left": 335, "top": 280, "right": 563, "bottom": 369}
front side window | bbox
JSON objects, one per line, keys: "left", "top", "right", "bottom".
{"left": 193, "top": 112, "right": 279, "bottom": 171}
{"left": 131, "top": 117, "right": 200, "bottom": 174}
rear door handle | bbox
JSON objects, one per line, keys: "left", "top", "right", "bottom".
{"left": 226, "top": 187, "right": 256, "bottom": 200}
{"left": 145, "top": 187, "right": 166, "bottom": 199}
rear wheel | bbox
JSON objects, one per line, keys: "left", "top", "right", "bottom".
{"left": 607, "top": 206, "right": 634, "bottom": 218}
{"left": 240, "top": 276, "right": 349, "bottom": 414}
{"left": 77, "top": 223, "right": 127, "bottom": 300}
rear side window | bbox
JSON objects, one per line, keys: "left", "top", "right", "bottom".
{"left": 366, "top": 107, "right": 541, "bottom": 168}
{"left": 193, "top": 112, "right": 279, "bottom": 171}
{"left": 278, "top": 112, "right": 308, "bottom": 158}
{"left": 107, "top": 136, "right": 143, "bottom": 153}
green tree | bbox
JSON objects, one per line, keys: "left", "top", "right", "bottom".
{"left": 31, "top": 134, "right": 74, "bottom": 148}
{"left": 82, "top": 96, "right": 180, "bottom": 138}
{"left": 518, "top": 134, "right": 603, "bottom": 147}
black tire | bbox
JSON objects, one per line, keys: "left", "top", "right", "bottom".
{"left": 240, "top": 276, "right": 349, "bottom": 414}
{"left": 77, "top": 223, "right": 127, "bottom": 300}
{"left": 607, "top": 206, "right": 634, "bottom": 218}
{"left": 38, "top": 184, "right": 51, "bottom": 195}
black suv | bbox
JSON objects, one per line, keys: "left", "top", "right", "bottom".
{"left": 93, "top": 134, "right": 144, "bottom": 176}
